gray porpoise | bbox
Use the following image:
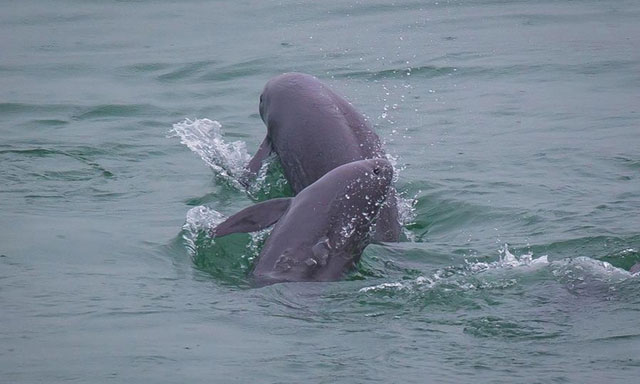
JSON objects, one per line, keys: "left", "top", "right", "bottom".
{"left": 246, "top": 72, "right": 401, "bottom": 242}
{"left": 214, "top": 159, "right": 394, "bottom": 286}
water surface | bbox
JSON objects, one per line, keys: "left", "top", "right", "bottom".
{"left": 2, "top": 1, "right": 640, "bottom": 383}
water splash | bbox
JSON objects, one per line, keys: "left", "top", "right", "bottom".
{"left": 468, "top": 243, "right": 549, "bottom": 273}
{"left": 182, "top": 205, "right": 226, "bottom": 256}
{"left": 169, "top": 118, "right": 250, "bottom": 190}
{"left": 182, "top": 204, "right": 271, "bottom": 259}
{"left": 359, "top": 242, "right": 640, "bottom": 296}
{"left": 551, "top": 256, "right": 634, "bottom": 284}
{"left": 384, "top": 151, "right": 416, "bottom": 233}
{"left": 384, "top": 152, "right": 401, "bottom": 183}
{"left": 246, "top": 154, "right": 292, "bottom": 200}
{"left": 396, "top": 189, "right": 418, "bottom": 240}
{"left": 182, "top": 205, "right": 273, "bottom": 285}
{"left": 359, "top": 244, "right": 549, "bottom": 293}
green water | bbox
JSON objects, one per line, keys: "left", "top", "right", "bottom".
{"left": 2, "top": 0, "right": 640, "bottom": 382}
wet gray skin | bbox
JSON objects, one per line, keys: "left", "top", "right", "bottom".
{"left": 246, "top": 72, "right": 401, "bottom": 242}
{"left": 214, "top": 159, "right": 394, "bottom": 286}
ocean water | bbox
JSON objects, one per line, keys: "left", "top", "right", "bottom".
{"left": 2, "top": 0, "right": 640, "bottom": 382}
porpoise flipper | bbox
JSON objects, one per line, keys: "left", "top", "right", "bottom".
{"left": 211, "top": 197, "right": 292, "bottom": 237}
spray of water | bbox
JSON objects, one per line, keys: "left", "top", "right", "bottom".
{"left": 359, "top": 242, "right": 639, "bottom": 295}
{"left": 169, "top": 118, "right": 250, "bottom": 191}
{"left": 182, "top": 205, "right": 226, "bottom": 256}
{"left": 360, "top": 244, "right": 550, "bottom": 293}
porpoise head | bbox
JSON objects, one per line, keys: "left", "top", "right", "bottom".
{"left": 258, "top": 72, "right": 319, "bottom": 125}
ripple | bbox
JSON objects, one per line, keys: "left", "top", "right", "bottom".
{"left": 157, "top": 60, "right": 216, "bottom": 82}
{"left": 0, "top": 147, "right": 113, "bottom": 178}
{"left": 0, "top": 102, "right": 78, "bottom": 116}
{"left": 335, "top": 65, "right": 458, "bottom": 80}
{"left": 121, "top": 62, "right": 172, "bottom": 74}
{"left": 463, "top": 316, "right": 562, "bottom": 340}
{"left": 198, "top": 58, "right": 271, "bottom": 82}
{"left": 73, "top": 104, "right": 166, "bottom": 120}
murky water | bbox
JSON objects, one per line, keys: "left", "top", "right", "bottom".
{"left": 2, "top": 1, "right": 640, "bottom": 382}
